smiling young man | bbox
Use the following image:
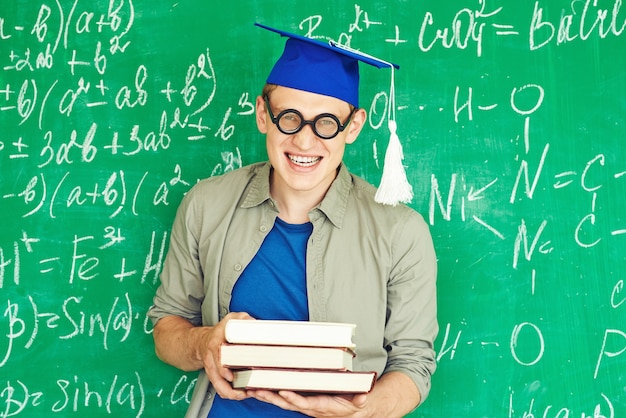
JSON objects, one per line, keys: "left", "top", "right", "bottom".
{"left": 260, "top": 85, "right": 362, "bottom": 224}
{"left": 148, "top": 23, "right": 438, "bottom": 418}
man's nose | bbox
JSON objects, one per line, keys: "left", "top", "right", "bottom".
{"left": 292, "top": 123, "right": 318, "bottom": 149}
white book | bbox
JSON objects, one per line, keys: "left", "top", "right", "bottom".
{"left": 232, "top": 368, "right": 376, "bottom": 394}
{"left": 224, "top": 319, "right": 356, "bottom": 348}
{"left": 221, "top": 344, "right": 354, "bottom": 370}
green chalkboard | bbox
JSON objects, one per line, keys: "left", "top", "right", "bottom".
{"left": 1, "top": 0, "right": 625, "bottom": 416}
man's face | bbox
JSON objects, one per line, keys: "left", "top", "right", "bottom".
{"left": 256, "top": 86, "right": 366, "bottom": 201}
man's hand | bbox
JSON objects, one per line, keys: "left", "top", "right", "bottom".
{"left": 200, "top": 312, "right": 254, "bottom": 400}
{"left": 247, "top": 371, "right": 420, "bottom": 418}
{"left": 152, "top": 312, "right": 254, "bottom": 401}
{"left": 249, "top": 390, "right": 369, "bottom": 417}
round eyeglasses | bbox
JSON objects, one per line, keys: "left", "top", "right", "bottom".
{"left": 264, "top": 95, "right": 356, "bottom": 140}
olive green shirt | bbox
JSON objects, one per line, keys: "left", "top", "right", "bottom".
{"left": 148, "top": 162, "right": 438, "bottom": 417}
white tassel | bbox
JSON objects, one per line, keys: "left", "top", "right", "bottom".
{"left": 374, "top": 120, "right": 413, "bottom": 206}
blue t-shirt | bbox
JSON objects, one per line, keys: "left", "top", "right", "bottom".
{"left": 208, "top": 217, "right": 313, "bottom": 417}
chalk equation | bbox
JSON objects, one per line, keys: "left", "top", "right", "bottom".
{"left": 0, "top": 372, "right": 196, "bottom": 418}
{"left": 416, "top": 0, "right": 626, "bottom": 56}
{"left": 0, "top": 228, "right": 169, "bottom": 289}
{"left": 429, "top": 83, "right": 626, "bottom": 249}
{"left": 0, "top": 2, "right": 255, "bottom": 416}
{"left": 1, "top": 292, "right": 142, "bottom": 367}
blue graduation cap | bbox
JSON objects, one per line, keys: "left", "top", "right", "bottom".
{"left": 255, "top": 22, "right": 398, "bottom": 108}
{"left": 256, "top": 22, "right": 413, "bottom": 206}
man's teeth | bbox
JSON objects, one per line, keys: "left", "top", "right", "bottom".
{"left": 289, "top": 155, "right": 321, "bottom": 166}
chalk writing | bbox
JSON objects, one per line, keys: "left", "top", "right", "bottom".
{"left": 1, "top": 292, "right": 138, "bottom": 366}
{"left": 530, "top": 0, "right": 626, "bottom": 50}
{"left": 0, "top": 371, "right": 197, "bottom": 417}
{"left": 417, "top": 0, "right": 626, "bottom": 56}
{"left": 508, "top": 389, "right": 615, "bottom": 418}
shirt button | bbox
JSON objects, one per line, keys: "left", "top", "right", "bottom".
{"left": 260, "top": 225, "right": 268, "bottom": 232}
{"left": 234, "top": 263, "right": 242, "bottom": 271}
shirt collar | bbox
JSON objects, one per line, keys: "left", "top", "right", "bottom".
{"left": 316, "top": 164, "right": 350, "bottom": 228}
{"left": 241, "top": 162, "right": 274, "bottom": 209}
{"left": 241, "top": 161, "right": 350, "bottom": 228}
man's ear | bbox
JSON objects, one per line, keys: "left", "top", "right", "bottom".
{"left": 345, "top": 108, "right": 367, "bottom": 145}
{"left": 255, "top": 95, "right": 268, "bottom": 134}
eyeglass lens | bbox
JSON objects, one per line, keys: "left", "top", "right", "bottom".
{"left": 277, "top": 111, "right": 341, "bottom": 139}
{"left": 265, "top": 96, "right": 353, "bottom": 140}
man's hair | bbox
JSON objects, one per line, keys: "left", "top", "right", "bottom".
{"left": 262, "top": 83, "right": 278, "bottom": 98}
{"left": 262, "top": 83, "right": 357, "bottom": 113}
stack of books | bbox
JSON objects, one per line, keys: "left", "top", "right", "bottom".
{"left": 221, "top": 319, "right": 377, "bottom": 394}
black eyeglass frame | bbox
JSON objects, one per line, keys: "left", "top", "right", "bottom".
{"left": 263, "top": 95, "right": 357, "bottom": 140}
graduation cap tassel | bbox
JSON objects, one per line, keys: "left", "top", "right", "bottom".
{"left": 255, "top": 23, "right": 411, "bottom": 204}
{"left": 375, "top": 67, "right": 413, "bottom": 206}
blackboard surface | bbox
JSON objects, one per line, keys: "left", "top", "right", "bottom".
{"left": 1, "top": 1, "right": 625, "bottom": 416}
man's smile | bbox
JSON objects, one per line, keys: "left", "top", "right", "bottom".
{"left": 287, "top": 154, "right": 322, "bottom": 167}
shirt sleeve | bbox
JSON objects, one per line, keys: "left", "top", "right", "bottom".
{"left": 147, "top": 188, "right": 205, "bottom": 327}
{"left": 383, "top": 209, "right": 438, "bottom": 404}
